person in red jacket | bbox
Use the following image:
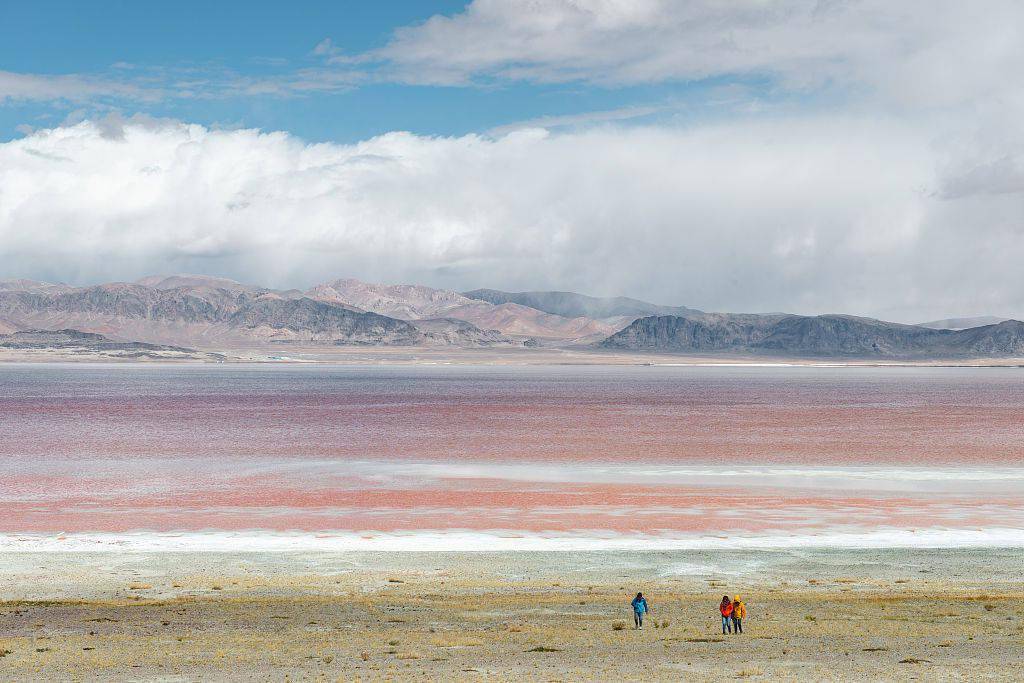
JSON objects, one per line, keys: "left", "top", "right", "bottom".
{"left": 719, "top": 595, "right": 734, "bottom": 634}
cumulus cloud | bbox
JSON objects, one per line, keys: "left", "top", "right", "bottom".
{"left": 1, "top": 116, "right": 1022, "bottom": 322}
{"left": 1, "top": 2, "right": 1021, "bottom": 323}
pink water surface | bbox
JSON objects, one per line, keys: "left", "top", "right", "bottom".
{"left": 2, "top": 364, "right": 1022, "bottom": 540}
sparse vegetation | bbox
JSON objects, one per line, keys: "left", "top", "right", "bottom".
{"left": 3, "top": 564, "right": 1020, "bottom": 680}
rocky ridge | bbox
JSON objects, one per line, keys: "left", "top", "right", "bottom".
{"left": 601, "top": 313, "right": 1024, "bottom": 357}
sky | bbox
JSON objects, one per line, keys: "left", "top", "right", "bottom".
{"left": 1, "top": 0, "right": 1023, "bottom": 322}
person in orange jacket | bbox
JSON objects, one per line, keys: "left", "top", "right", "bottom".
{"left": 731, "top": 595, "right": 747, "bottom": 634}
{"left": 719, "top": 595, "right": 733, "bottom": 634}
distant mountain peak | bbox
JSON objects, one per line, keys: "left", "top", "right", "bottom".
{"left": 917, "top": 316, "right": 1010, "bottom": 330}
{"left": 308, "top": 278, "right": 631, "bottom": 341}
{"left": 0, "top": 278, "right": 57, "bottom": 291}
{"left": 309, "top": 278, "right": 475, "bottom": 320}
{"left": 135, "top": 274, "right": 254, "bottom": 292}
{"left": 462, "top": 288, "right": 701, "bottom": 320}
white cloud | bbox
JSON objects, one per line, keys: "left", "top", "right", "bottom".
{"left": 1, "top": 116, "right": 1022, "bottom": 322}
{"left": 0, "top": 65, "right": 363, "bottom": 106}
{"left": 486, "top": 102, "right": 669, "bottom": 136}
{"left": 6, "top": 1, "right": 1022, "bottom": 115}
{"left": 1, "top": 2, "right": 1022, "bottom": 324}
{"left": 0, "top": 70, "right": 158, "bottom": 104}
{"left": 312, "top": 38, "right": 339, "bottom": 57}
{"left": 375, "top": 0, "right": 1024, "bottom": 107}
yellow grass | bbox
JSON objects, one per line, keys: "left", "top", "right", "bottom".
{"left": 2, "top": 567, "right": 1023, "bottom": 680}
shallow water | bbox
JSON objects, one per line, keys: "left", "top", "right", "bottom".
{"left": 1, "top": 363, "right": 1022, "bottom": 548}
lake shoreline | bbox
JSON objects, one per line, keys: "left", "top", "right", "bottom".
{"left": 3, "top": 346, "right": 1024, "bottom": 367}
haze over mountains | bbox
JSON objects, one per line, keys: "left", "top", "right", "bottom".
{"left": 0, "top": 274, "right": 1022, "bottom": 359}
{"left": 918, "top": 316, "right": 1010, "bottom": 331}
{"left": 311, "top": 278, "right": 626, "bottom": 341}
{"left": 462, "top": 289, "right": 701, "bottom": 320}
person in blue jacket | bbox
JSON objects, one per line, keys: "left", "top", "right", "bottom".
{"left": 630, "top": 592, "right": 650, "bottom": 629}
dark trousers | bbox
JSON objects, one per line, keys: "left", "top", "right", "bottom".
{"left": 634, "top": 610, "right": 644, "bottom": 627}
{"left": 732, "top": 616, "right": 743, "bottom": 633}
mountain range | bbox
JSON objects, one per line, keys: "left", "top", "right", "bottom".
{"left": 0, "top": 275, "right": 635, "bottom": 349}
{"left": 1, "top": 274, "right": 1021, "bottom": 359}
{"left": 0, "top": 278, "right": 423, "bottom": 348}
{"left": 601, "top": 313, "right": 1024, "bottom": 357}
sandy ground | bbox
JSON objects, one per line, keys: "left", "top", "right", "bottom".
{"left": 1, "top": 550, "right": 1022, "bottom": 681}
